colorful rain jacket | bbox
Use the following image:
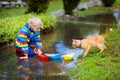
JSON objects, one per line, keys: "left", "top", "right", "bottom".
{"left": 15, "top": 23, "right": 42, "bottom": 56}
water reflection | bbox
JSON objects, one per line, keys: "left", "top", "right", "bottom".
{"left": 17, "top": 57, "right": 70, "bottom": 80}
{"left": 55, "top": 40, "right": 83, "bottom": 61}
{"left": 17, "top": 58, "right": 43, "bottom": 79}
{"left": 113, "top": 12, "right": 120, "bottom": 24}
{"left": 55, "top": 40, "right": 83, "bottom": 72}
{"left": 78, "top": 13, "right": 117, "bottom": 25}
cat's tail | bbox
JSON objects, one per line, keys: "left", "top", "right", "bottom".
{"left": 103, "top": 28, "right": 113, "bottom": 37}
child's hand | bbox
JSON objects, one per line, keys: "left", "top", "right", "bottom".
{"left": 34, "top": 49, "right": 42, "bottom": 56}
{"left": 37, "top": 49, "right": 42, "bottom": 56}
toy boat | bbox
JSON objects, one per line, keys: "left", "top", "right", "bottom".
{"left": 63, "top": 53, "right": 74, "bottom": 60}
{"left": 45, "top": 53, "right": 62, "bottom": 60}
{"left": 39, "top": 55, "right": 50, "bottom": 61}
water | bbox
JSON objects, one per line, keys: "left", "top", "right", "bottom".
{"left": 0, "top": 12, "right": 120, "bottom": 80}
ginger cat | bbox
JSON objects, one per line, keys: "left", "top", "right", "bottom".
{"left": 72, "top": 28, "right": 113, "bottom": 57}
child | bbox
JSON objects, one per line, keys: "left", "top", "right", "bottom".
{"left": 15, "top": 17, "right": 43, "bottom": 59}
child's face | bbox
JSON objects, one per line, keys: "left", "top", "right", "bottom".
{"left": 31, "top": 26, "right": 41, "bottom": 32}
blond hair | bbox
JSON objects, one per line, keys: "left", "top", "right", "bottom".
{"left": 29, "top": 17, "right": 43, "bottom": 28}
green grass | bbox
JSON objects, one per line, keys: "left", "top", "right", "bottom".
{"left": 77, "top": 0, "right": 120, "bottom": 17}
{"left": 0, "top": 0, "right": 119, "bottom": 18}
{"left": 77, "top": 6, "right": 110, "bottom": 16}
{"left": 80, "top": 0, "right": 89, "bottom": 3}
{"left": 46, "top": 0, "right": 63, "bottom": 15}
{"left": 0, "top": 0, "right": 63, "bottom": 19}
{"left": 113, "top": 0, "right": 120, "bottom": 7}
{"left": 0, "top": 7, "right": 27, "bottom": 19}
{"left": 66, "top": 26, "right": 120, "bottom": 80}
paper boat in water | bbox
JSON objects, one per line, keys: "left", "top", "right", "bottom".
{"left": 45, "top": 53, "right": 62, "bottom": 60}
{"left": 63, "top": 53, "right": 74, "bottom": 61}
{"left": 39, "top": 55, "right": 50, "bottom": 61}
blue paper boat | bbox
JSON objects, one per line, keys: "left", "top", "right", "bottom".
{"left": 51, "top": 59, "right": 63, "bottom": 64}
{"left": 45, "top": 53, "right": 62, "bottom": 60}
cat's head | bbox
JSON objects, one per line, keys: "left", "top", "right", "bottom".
{"left": 72, "top": 39, "right": 81, "bottom": 48}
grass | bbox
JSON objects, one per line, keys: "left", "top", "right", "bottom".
{"left": 66, "top": 26, "right": 120, "bottom": 80}
{"left": 0, "top": 7, "right": 27, "bottom": 19}
{"left": 0, "top": 0, "right": 63, "bottom": 19}
{"left": 0, "top": 0, "right": 119, "bottom": 18}
{"left": 77, "top": 6, "right": 110, "bottom": 17}
{"left": 77, "top": 0, "right": 120, "bottom": 17}
{"left": 113, "top": 0, "right": 120, "bottom": 7}
{"left": 46, "top": 0, "right": 63, "bottom": 15}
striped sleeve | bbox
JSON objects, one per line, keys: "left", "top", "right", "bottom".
{"left": 16, "top": 31, "right": 29, "bottom": 54}
{"left": 35, "top": 34, "right": 42, "bottom": 50}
